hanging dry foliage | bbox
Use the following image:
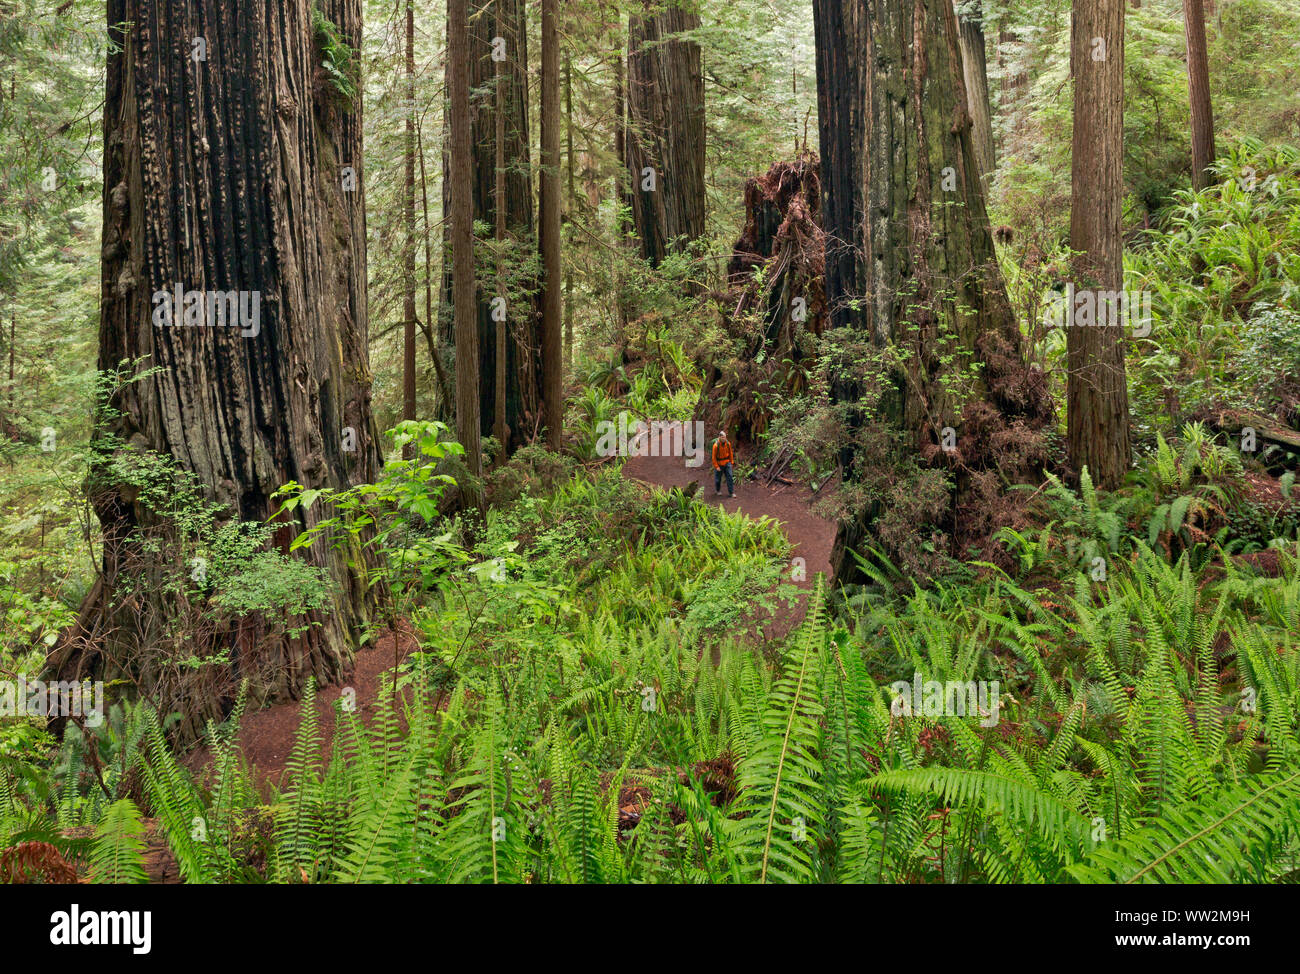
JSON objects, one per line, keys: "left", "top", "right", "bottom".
{"left": 698, "top": 154, "right": 826, "bottom": 442}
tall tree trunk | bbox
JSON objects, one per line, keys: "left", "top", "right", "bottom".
{"left": 449, "top": 0, "right": 485, "bottom": 502}
{"left": 440, "top": 0, "right": 538, "bottom": 455}
{"left": 419, "top": 125, "right": 453, "bottom": 411}
{"left": 611, "top": 7, "right": 631, "bottom": 335}
{"left": 403, "top": 0, "right": 418, "bottom": 453}
{"left": 540, "top": 0, "right": 563, "bottom": 450}
{"left": 55, "top": 0, "right": 383, "bottom": 740}
{"left": 564, "top": 52, "right": 575, "bottom": 372}
{"left": 493, "top": 0, "right": 508, "bottom": 457}
{"left": 812, "top": 0, "right": 867, "bottom": 333}
{"left": 625, "top": 0, "right": 706, "bottom": 267}
{"left": 1182, "top": 0, "right": 1216, "bottom": 191}
{"left": 814, "top": 0, "right": 1052, "bottom": 581}
{"left": 614, "top": 17, "right": 626, "bottom": 187}
{"left": 998, "top": 26, "right": 1028, "bottom": 102}
{"left": 956, "top": 0, "right": 996, "bottom": 194}
{"left": 1067, "top": 0, "right": 1132, "bottom": 489}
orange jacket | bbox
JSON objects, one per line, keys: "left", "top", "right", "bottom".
{"left": 712, "top": 438, "right": 734, "bottom": 470}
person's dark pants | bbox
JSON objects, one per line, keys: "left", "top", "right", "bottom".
{"left": 714, "top": 463, "right": 734, "bottom": 496}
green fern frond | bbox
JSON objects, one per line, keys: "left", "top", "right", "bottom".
{"left": 731, "top": 577, "right": 827, "bottom": 883}
{"left": 90, "top": 798, "right": 149, "bottom": 884}
{"left": 868, "top": 766, "right": 1093, "bottom": 878}
{"left": 1069, "top": 769, "right": 1300, "bottom": 883}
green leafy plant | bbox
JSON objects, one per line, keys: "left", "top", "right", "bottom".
{"left": 311, "top": 4, "right": 358, "bottom": 101}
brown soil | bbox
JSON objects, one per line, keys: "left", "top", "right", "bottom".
{"left": 610, "top": 755, "right": 738, "bottom": 834}
{"left": 68, "top": 625, "right": 417, "bottom": 885}
{"left": 1232, "top": 547, "right": 1285, "bottom": 578}
{"left": 189, "top": 625, "right": 420, "bottom": 795}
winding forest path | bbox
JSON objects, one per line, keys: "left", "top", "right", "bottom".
{"left": 200, "top": 432, "right": 838, "bottom": 796}
{"left": 189, "top": 627, "right": 417, "bottom": 797}
{"left": 621, "top": 423, "right": 838, "bottom": 643}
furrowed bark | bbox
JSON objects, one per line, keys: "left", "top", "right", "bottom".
{"left": 956, "top": 0, "right": 996, "bottom": 194}
{"left": 449, "top": 0, "right": 485, "bottom": 503}
{"left": 493, "top": 0, "right": 507, "bottom": 457}
{"left": 540, "top": 0, "right": 563, "bottom": 450}
{"left": 812, "top": 0, "right": 867, "bottom": 333}
{"left": 625, "top": 0, "right": 705, "bottom": 267}
{"left": 1067, "top": 0, "right": 1132, "bottom": 489}
{"left": 814, "top": 0, "right": 1051, "bottom": 581}
{"left": 440, "top": 0, "right": 539, "bottom": 455}
{"left": 1182, "top": 0, "right": 1216, "bottom": 191}
{"left": 57, "top": 0, "right": 384, "bottom": 742}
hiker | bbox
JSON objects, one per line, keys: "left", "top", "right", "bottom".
{"left": 711, "top": 429, "right": 735, "bottom": 497}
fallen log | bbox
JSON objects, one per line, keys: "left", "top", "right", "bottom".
{"left": 1205, "top": 408, "right": 1300, "bottom": 455}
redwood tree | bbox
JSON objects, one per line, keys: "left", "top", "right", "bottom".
{"left": 625, "top": 0, "right": 706, "bottom": 266}
{"left": 403, "top": 0, "right": 418, "bottom": 448}
{"left": 1182, "top": 0, "right": 1216, "bottom": 190}
{"left": 814, "top": 0, "right": 1051, "bottom": 578}
{"left": 812, "top": 0, "right": 866, "bottom": 333}
{"left": 56, "top": 0, "right": 383, "bottom": 737}
{"left": 956, "top": 0, "right": 996, "bottom": 193}
{"left": 440, "top": 0, "right": 538, "bottom": 454}
{"left": 564, "top": 53, "right": 576, "bottom": 371}
{"left": 540, "top": 0, "right": 563, "bottom": 449}
{"left": 449, "top": 0, "right": 485, "bottom": 501}
{"left": 1067, "top": 0, "right": 1132, "bottom": 488}
{"left": 493, "top": 0, "right": 508, "bottom": 455}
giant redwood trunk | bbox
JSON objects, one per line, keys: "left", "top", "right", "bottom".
{"left": 625, "top": 0, "right": 706, "bottom": 267}
{"left": 1067, "top": 0, "right": 1131, "bottom": 489}
{"left": 812, "top": 0, "right": 866, "bottom": 333}
{"left": 440, "top": 0, "right": 539, "bottom": 455}
{"left": 956, "top": 0, "right": 996, "bottom": 194}
{"left": 449, "top": 0, "right": 485, "bottom": 503}
{"left": 54, "top": 0, "right": 383, "bottom": 741}
{"left": 814, "top": 0, "right": 1052, "bottom": 581}
{"left": 403, "top": 0, "right": 418, "bottom": 438}
{"left": 539, "top": 0, "right": 563, "bottom": 450}
{"left": 1182, "top": 0, "right": 1216, "bottom": 191}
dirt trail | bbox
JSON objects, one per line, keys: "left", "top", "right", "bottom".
{"left": 200, "top": 433, "right": 837, "bottom": 788}
{"left": 622, "top": 423, "right": 838, "bottom": 642}
{"left": 189, "top": 626, "right": 418, "bottom": 795}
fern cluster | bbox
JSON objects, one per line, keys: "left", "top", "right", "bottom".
{"left": 6, "top": 453, "right": 1300, "bottom": 884}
